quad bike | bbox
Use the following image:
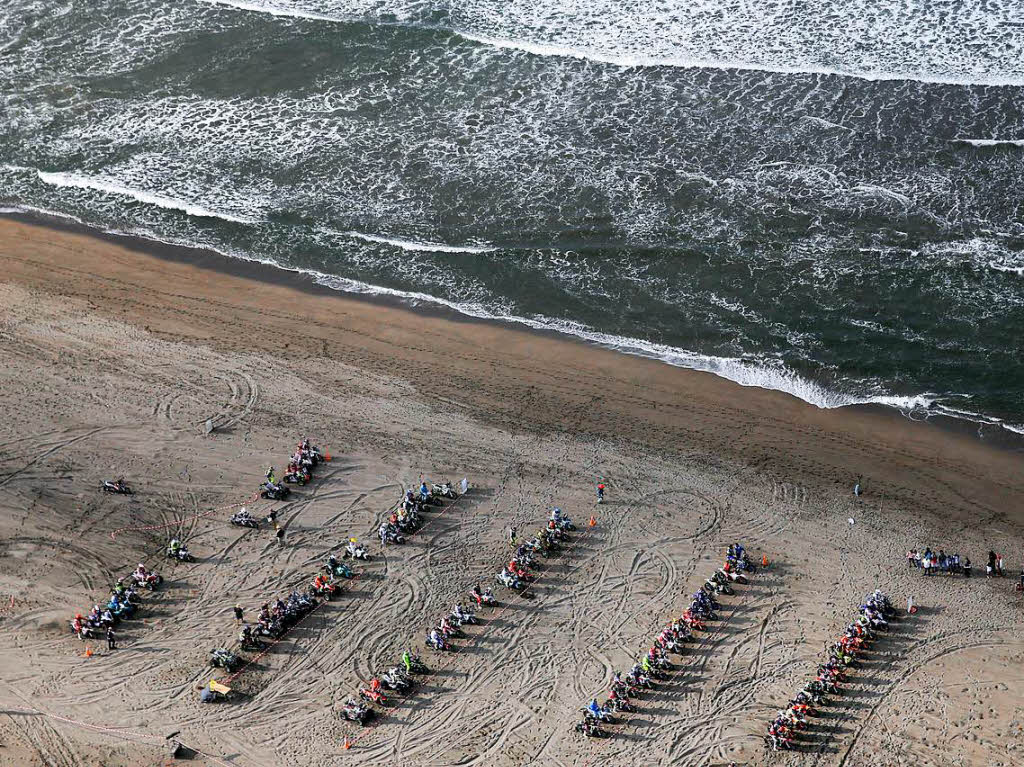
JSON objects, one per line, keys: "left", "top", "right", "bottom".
{"left": 431, "top": 481, "right": 457, "bottom": 499}
{"left": 260, "top": 482, "right": 291, "bottom": 501}
{"left": 166, "top": 546, "right": 195, "bottom": 562}
{"left": 209, "top": 648, "right": 242, "bottom": 672}
{"left": 230, "top": 511, "right": 260, "bottom": 529}
{"left": 340, "top": 700, "right": 373, "bottom": 725}
{"left": 101, "top": 479, "right": 133, "bottom": 495}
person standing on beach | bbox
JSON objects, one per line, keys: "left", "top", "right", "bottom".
{"left": 233, "top": 604, "right": 244, "bottom": 624}
{"left": 276, "top": 525, "right": 285, "bottom": 546}
{"left": 854, "top": 476, "right": 862, "bottom": 496}
{"left": 597, "top": 483, "right": 605, "bottom": 504}
{"left": 508, "top": 524, "right": 517, "bottom": 546}
{"left": 106, "top": 626, "right": 116, "bottom": 651}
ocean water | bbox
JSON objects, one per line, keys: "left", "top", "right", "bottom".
{"left": 2, "top": 0, "right": 1023, "bottom": 432}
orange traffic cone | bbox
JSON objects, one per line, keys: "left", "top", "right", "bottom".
{"left": 761, "top": 554, "right": 769, "bottom": 568}
{"left": 343, "top": 736, "right": 352, "bottom": 750}
{"left": 83, "top": 646, "right": 93, "bottom": 658}
{"left": 588, "top": 515, "right": 597, "bottom": 527}
{"left": 324, "top": 451, "right": 332, "bottom": 462}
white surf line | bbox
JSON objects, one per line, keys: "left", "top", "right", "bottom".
{"left": 951, "top": 138, "right": 1024, "bottom": 147}
{"left": 189, "top": 0, "right": 1024, "bottom": 86}
{"left": 193, "top": 0, "right": 339, "bottom": 22}
{"left": 451, "top": 31, "right": 1024, "bottom": 86}
{"left": 35, "top": 171, "right": 258, "bottom": 225}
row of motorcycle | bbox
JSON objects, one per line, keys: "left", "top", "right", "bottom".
{"left": 69, "top": 563, "right": 164, "bottom": 640}
{"left": 764, "top": 589, "right": 894, "bottom": 752}
{"left": 575, "top": 544, "right": 757, "bottom": 737}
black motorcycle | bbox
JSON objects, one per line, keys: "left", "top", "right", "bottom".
{"left": 260, "top": 483, "right": 291, "bottom": 501}
{"left": 209, "top": 648, "right": 242, "bottom": 672}
{"left": 101, "top": 479, "right": 133, "bottom": 495}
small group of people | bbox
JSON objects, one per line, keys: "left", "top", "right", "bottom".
{"left": 576, "top": 544, "right": 754, "bottom": 738}
{"left": 765, "top": 590, "right": 893, "bottom": 751}
{"left": 340, "top": 651, "right": 430, "bottom": 724}
{"left": 379, "top": 482, "right": 455, "bottom": 546}
{"left": 260, "top": 437, "right": 327, "bottom": 502}
{"left": 70, "top": 564, "right": 162, "bottom": 650}
{"left": 906, "top": 548, "right": 973, "bottom": 576}
{"left": 424, "top": 601, "right": 481, "bottom": 651}
{"left": 284, "top": 437, "right": 326, "bottom": 483}
{"left": 236, "top": 587, "right": 322, "bottom": 650}
{"left": 499, "top": 508, "right": 574, "bottom": 589}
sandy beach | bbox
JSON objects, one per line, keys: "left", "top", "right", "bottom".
{"left": 1, "top": 214, "right": 1022, "bottom": 767}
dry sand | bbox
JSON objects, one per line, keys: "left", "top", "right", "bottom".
{"left": 0, "top": 215, "right": 1022, "bottom": 767}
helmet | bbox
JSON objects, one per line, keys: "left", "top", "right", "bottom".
{"left": 350, "top": 537, "right": 357, "bottom": 543}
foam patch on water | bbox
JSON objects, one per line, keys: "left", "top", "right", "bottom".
{"left": 343, "top": 230, "right": 495, "bottom": 253}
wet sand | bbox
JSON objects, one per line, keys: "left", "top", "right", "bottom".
{"left": 0, "top": 215, "right": 1022, "bottom": 767}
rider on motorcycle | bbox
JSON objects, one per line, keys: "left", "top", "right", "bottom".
{"left": 587, "top": 699, "right": 602, "bottom": 719}
{"left": 169, "top": 538, "right": 182, "bottom": 556}
{"left": 402, "top": 650, "right": 413, "bottom": 674}
{"left": 265, "top": 466, "right": 276, "bottom": 485}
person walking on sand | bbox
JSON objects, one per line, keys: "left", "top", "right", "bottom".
{"left": 276, "top": 524, "right": 285, "bottom": 546}
{"left": 233, "top": 604, "right": 244, "bottom": 624}
{"left": 597, "top": 483, "right": 605, "bottom": 504}
{"left": 853, "top": 476, "right": 862, "bottom": 497}
{"left": 106, "top": 626, "right": 116, "bottom": 651}
{"left": 508, "top": 524, "right": 517, "bottom": 547}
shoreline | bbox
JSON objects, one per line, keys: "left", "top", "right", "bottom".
{"left": 2, "top": 209, "right": 1024, "bottom": 767}
{"left": 3, "top": 207, "right": 1021, "bottom": 454}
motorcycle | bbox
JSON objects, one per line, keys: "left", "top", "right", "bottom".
{"left": 496, "top": 570, "right": 522, "bottom": 590}
{"left": 255, "top": 620, "right": 283, "bottom": 639}
{"left": 101, "top": 479, "right": 132, "bottom": 495}
{"left": 132, "top": 572, "right": 163, "bottom": 591}
{"left": 764, "top": 733, "right": 792, "bottom": 751}
{"left": 574, "top": 719, "right": 607, "bottom": 738}
{"left": 584, "top": 707, "right": 616, "bottom": 725}
{"left": 450, "top": 607, "right": 478, "bottom": 625}
{"left": 607, "top": 697, "right": 635, "bottom": 713}
{"left": 283, "top": 470, "right": 310, "bottom": 485}
{"left": 718, "top": 567, "right": 748, "bottom": 585}
{"left": 340, "top": 701, "right": 373, "bottom": 725}
{"left": 69, "top": 621, "right": 97, "bottom": 639}
{"left": 379, "top": 525, "right": 405, "bottom": 545}
{"left": 344, "top": 541, "right": 370, "bottom": 561}
{"left": 326, "top": 560, "right": 354, "bottom": 578}
{"left": 425, "top": 633, "right": 450, "bottom": 651}
{"left": 230, "top": 511, "right": 260, "bottom": 529}
{"left": 403, "top": 654, "right": 429, "bottom": 674}
{"left": 260, "top": 482, "right": 291, "bottom": 501}
{"left": 209, "top": 648, "right": 242, "bottom": 672}
{"left": 705, "top": 577, "right": 733, "bottom": 596}
{"left": 469, "top": 587, "right": 497, "bottom": 608}
{"left": 311, "top": 581, "right": 337, "bottom": 600}
{"left": 431, "top": 481, "right": 457, "bottom": 499}
{"left": 358, "top": 686, "right": 387, "bottom": 706}
{"left": 166, "top": 546, "right": 195, "bottom": 562}
{"left": 380, "top": 667, "right": 414, "bottom": 693}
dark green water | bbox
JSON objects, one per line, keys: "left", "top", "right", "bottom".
{"left": 2, "top": 0, "right": 1023, "bottom": 432}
